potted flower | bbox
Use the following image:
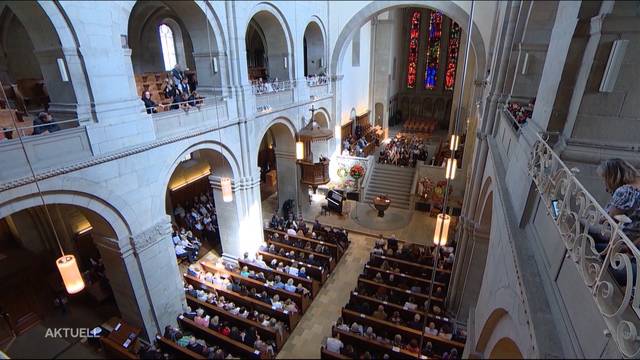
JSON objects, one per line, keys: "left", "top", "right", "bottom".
{"left": 349, "top": 164, "right": 365, "bottom": 180}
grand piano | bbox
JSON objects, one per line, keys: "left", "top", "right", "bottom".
{"left": 325, "top": 190, "right": 344, "bottom": 214}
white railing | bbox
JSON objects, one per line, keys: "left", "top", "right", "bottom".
{"left": 528, "top": 133, "right": 640, "bottom": 357}
{"left": 251, "top": 80, "right": 293, "bottom": 95}
{"left": 306, "top": 75, "right": 329, "bottom": 87}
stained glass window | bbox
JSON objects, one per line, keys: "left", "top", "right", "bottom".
{"left": 424, "top": 11, "right": 442, "bottom": 90}
{"left": 406, "top": 10, "right": 421, "bottom": 88}
{"left": 445, "top": 22, "right": 461, "bottom": 91}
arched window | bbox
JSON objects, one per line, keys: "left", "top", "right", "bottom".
{"left": 159, "top": 24, "right": 177, "bottom": 71}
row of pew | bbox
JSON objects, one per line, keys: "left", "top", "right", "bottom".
{"left": 321, "top": 238, "right": 465, "bottom": 359}
{"left": 160, "top": 223, "right": 350, "bottom": 358}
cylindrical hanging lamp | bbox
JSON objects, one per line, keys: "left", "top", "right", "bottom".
{"left": 433, "top": 213, "right": 451, "bottom": 246}
{"left": 221, "top": 177, "right": 233, "bottom": 202}
{"left": 296, "top": 141, "right": 304, "bottom": 160}
{"left": 449, "top": 134, "right": 460, "bottom": 151}
{"left": 57, "top": 255, "right": 85, "bottom": 294}
{"left": 445, "top": 158, "right": 457, "bottom": 180}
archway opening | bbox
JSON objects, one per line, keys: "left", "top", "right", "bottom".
{"left": 128, "top": 0, "right": 222, "bottom": 110}
{"left": 245, "top": 11, "right": 290, "bottom": 84}
{"left": 165, "top": 148, "right": 235, "bottom": 260}
{"left": 489, "top": 338, "right": 523, "bottom": 359}
{"left": 0, "top": 3, "right": 82, "bottom": 137}
{"left": 303, "top": 22, "right": 325, "bottom": 77}
{"left": 0, "top": 204, "right": 121, "bottom": 358}
{"left": 258, "top": 121, "right": 297, "bottom": 217}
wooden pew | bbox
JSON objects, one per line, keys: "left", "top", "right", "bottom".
{"left": 200, "top": 261, "right": 311, "bottom": 314}
{"left": 238, "top": 259, "right": 320, "bottom": 298}
{"left": 264, "top": 228, "right": 341, "bottom": 260}
{"left": 341, "top": 309, "right": 464, "bottom": 356}
{"left": 156, "top": 335, "right": 206, "bottom": 359}
{"left": 99, "top": 335, "right": 139, "bottom": 359}
{"left": 320, "top": 345, "right": 351, "bottom": 360}
{"left": 369, "top": 254, "right": 451, "bottom": 280}
{"left": 183, "top": 274, "right": 299, "bottom": 331}
{"left": 185, "top": 295, "right": 285, "bottom": 349}
{"left": 258, "top": 251, "right": 328, "bottom": 283}
{"left": 349, "top": 291, "right": 452, "bottom": 330}
{"left": 333, "top": 326, "right": 418, "bottom": 360}
{"left": 358, "top": 277, "right": 444, "bottom": 304}
{"left": 265, "top": 238, "right": 335, "bottom": 271}
{"left": 363, "top": 264, "right": 446, "bottom": 292}
{"left": 178, "top": 316, "right": 260, "bottom": 359}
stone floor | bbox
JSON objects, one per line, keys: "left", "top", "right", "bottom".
{"left": 276, "top": 233, "right": 375, "bottom": 359}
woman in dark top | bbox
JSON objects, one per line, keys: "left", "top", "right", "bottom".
{"left": 141, "top": 91, "right": 163, "bottom": 114}
{"left": 594, "top": 159, "right": 640, "bottom": 285}
{"left": 163, "top": 78, "right": 177, "bottom": 100}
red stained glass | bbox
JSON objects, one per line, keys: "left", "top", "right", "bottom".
{"left": 445, "top": 22, "right": 461, "bottom": 91}
{"left": 406, "top": 10, "right": 421, "bottom": 88}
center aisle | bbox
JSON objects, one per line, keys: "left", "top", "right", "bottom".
{"left": 276, "top": 234, "right": 375, "bottom": 359}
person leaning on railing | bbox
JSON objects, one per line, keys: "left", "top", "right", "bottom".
{"left": 588, "top": 159, "right": 640, "bottom": 285}
{"left": 32, "top": 112, "right": 61, "bottom": 135}
{"left": 141, "top": 90, "right": 165, "bottom": 114}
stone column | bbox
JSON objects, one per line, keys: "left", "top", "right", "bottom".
{"left": 192, "top": 51, "right": 223, "bottom": 96}
{"left": 210, "top": 174, "right": 263, "bottom": 259}
{"left": 454, "top": 222, "right": 490, "bottom": 321}
{"left": 32, "top": 46, "right": 92, "bottom": 121}
{"left": 273, "top": 148, "right": 298, "bottom": 213}
{"left": 92, "top": 218, "right": 184, "bottom": 340}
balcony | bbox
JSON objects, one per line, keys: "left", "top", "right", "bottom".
{"left": 151, "top": 97, "right": 229, "bottom": 138}
{"left": 0, "top": 120, "right": 92, "bottom": 185}
{"left": 306, "top": 75, "right": 329, "bottom": 99}
{"left": 252, "top": 80, "right": 294, "bottom": 112}
{"left": 528, "top": 133, "right": 640, "bottom": 357}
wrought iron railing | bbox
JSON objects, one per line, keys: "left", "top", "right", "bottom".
{"left": 528, "top": 133, "right": 640, "bottom": 357}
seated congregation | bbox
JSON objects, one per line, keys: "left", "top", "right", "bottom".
{"left": 171, "top": 191, "right": 220, "bottom": 264}
{"left": 377, "top": 134, "right": 429, "bottom": 167}
{"left": 155, "top": 217, "right": 352, "bottom": 358}
{"left": 138, "top": 64, "right": 204, "bottom": 115}
{"left": 321, "top": 235, "right": 464, "bottom": 360}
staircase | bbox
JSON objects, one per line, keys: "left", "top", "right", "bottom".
{"left": 363, "top": 162, "right": 416, "bottom": 209}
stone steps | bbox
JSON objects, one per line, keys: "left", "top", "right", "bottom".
{"left": 363, "top": 161, "right": 416, "bottom": 209}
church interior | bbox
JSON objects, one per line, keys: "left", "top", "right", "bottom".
{"left": 0, "top": 1, "right": 638, "bottom": 359}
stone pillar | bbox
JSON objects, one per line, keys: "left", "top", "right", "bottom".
{"left": 454, "top": 222, "right": 490, "bottom": 322}
{"left": 32, "top": 47, "right": 92, "bottom": 121}
{"left": 192, "top": 51, "right": 223, "bottom": 96}
{"left": 273, "top": 149, "right": 298, "bottom": 213}
{"left": 92, "top": 218, "right": 184, "bottom": 340}
{"left": 210, "top": 174, "right": 263, "bottom": 259}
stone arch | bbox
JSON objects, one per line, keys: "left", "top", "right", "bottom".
{"left": 476, "top": 308, "right": 524, "bottom": 358}
{"left": 474, "top": 176, "right": 494, "bottom": 223}
{"left": 153, "top": 139, "right": 243, "bottom": 220}
{"left": 0, "top": 1, "right": 92, "bottom": 119}
{"left": 0, "top": 178, "right": 136, "bottom": 240}
{"left": 313, "top": 107, "right": 331, "bottom": 128}
{"left": 256, "top": 116, "right": 299, "bottom": 213}
{"left": 244, "top": 3, "right": 294, "bottom": 81}
{"left": 127, "top": 0, "right": 224, "bottom": 94}
{"left": 303, "top": 18, "right": 326, "bottom": 76}
{"left": 330, "top": 1, "right": 486, "bottom": 81}
{"left": 490, "top": 337, "right": 524, "bottom": 359}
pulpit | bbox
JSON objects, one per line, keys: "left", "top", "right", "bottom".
{"left": 296, "top": 106, "right": 334, "bottom": 190}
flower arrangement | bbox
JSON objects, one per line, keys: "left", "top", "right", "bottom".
{"left": 337, "top": 165, "right": 349, "bottom": 179}
{"left": 350, "top": 164, "right": 365, "bottom": 179}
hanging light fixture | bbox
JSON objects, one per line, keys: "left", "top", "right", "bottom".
{"left": 433, "top": 213, "right": 451, "bottom": 246}
{"left": 445, "top": 157, "right": 457, "bottom": 180}
{"left": 449, "top": 134, "right": 460, "bottom": 151}
{"left": 221, "top": 177, "right": 233, "bottom": 202}
{"left": 0, "top": 81, "right": 84, "bottom": 295}
{"left": 57, "top": 255, "right": 85, "bottom": 294}
{"left": 296, "top": 140, "right": 304, "bottom": 160}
